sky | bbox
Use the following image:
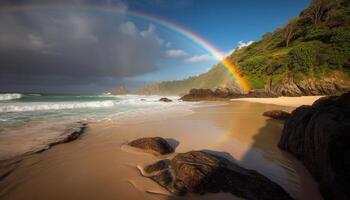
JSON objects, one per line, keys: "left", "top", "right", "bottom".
{"left": 0, "top": 0, "right": 310, "bottom": 94}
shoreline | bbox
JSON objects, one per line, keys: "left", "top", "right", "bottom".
{"left": 0, "top": 100, "right": 323, "bottom": 200}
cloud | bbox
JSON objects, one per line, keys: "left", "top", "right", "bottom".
{"left": 165, "top": 49, "right": 187, "bottom": 58}
{"left": 120, "top": 21, "right": 139, "bottom": 36}
{"left": 185, "top": 54, "right": 214, "bottom": 63}
{"left": 0, "top": 6, "right": 163, "bottom": 93}
{"left": 140, "top": 24, "right": 164, "bottom": 45}
{"left": 218, "top": 40, "right": 255, "bottom": 59}
{"left": 237, "top": 40, "right": 254, "bottom": 49}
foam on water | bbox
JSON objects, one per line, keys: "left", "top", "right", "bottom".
{"left": 0, "top": 94, "right": 195, "bottom": 159}
{"left": 0, "top": 93, "right": 22, "bottom": 101}
{"left": 0, "top": 100, "right": 115, "bottom": 113}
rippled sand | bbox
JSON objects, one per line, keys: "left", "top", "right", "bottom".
{"left": 0, "top": 102, "right": 323, "bottom": 200}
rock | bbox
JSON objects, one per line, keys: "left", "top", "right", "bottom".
{"left": 111, "top": 86, "right": 129, "bottom": 95}
{"left": 128, "top": 137, "right": 174, "bottom": 155}
{"left": 268, "top": 76, "right": 350, "bottom": 96}
{"left": 263, "top": 110, "right": 291, "bottom": 120}
{"left": 159, "top": 97, "right": 172, "bottom": 102}
{"left": 180, "top": 88, "right": 277, "bottom": 101}
{"left": 37, "top": 122, "right": 88, "bottom": 153}
{"left": 141, "top": 151, "right": 293, "bottom": 199}
{"left": 278, "top": 92, "right": 350, "bottom": 200}
{"left": 180, "top": 88, "right": 216, "bottom": 101}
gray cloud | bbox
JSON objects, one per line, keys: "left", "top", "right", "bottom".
{"left": 0, "top": 2, "right": 164, "bottom": 93}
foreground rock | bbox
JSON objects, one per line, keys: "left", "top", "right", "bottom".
{"left": 263, "top": 110, "right": 291, "bottom": 121}
{"left": 159, "top": 97, "right": 172, "bottom": 102}
{"left": 128, "top": 137, "right": 174, "bottom": 155}
{"left": 180, "top": 88, "right": 277, "bottom": 101}
{"left": 141, "top": 151, "right": 293, "bottom": 199}
{"left": 279, "top": 92, "right": 350, "bottom": 200}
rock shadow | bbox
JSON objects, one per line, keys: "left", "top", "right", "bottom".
{"left": 165, "top": 138, "right": 180, "bottom": 151}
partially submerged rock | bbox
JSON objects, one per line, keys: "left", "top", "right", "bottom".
{"left": 263, "top": 110, "right": 291, "bottom": 120}
{"left": 38, "top": 122, "right": 88, "bottom": 153}
{"left": 128, "top": 137, "right": 174, "bottom": 155}
{"left": 141, "top": 151, "right": 293, "bottom": 199}
{"left": 159, "top": 97, "right": 172, "bottom": 102}
{"left": 279, "top": 92, "right": 350, "bottom": 200}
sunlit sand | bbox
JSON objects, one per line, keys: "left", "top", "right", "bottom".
{"left": 230, "top": 96, "right": 324, "bottom": 107}
{"left": 0, "top": 102, "right": 322, "bottom": 200}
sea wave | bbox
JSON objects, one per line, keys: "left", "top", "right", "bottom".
{"left": 0, "top": 101, "right": 115, "bottom": 113}
{"left": 0, "top": 93, "right": 22, "bottom": 101}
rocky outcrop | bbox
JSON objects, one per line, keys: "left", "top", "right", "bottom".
{"left": 140, "top": 150, "right": 293, "bottom": 199}
{"left": 128, "top": 137, "right": 174, "bottom": 155}
{"left": 111, "top": 86, "right": 129, "bottom": 95}
{"left": 268, "top": 77, "right": 350, "bottom": 96}
{"left": 180, "top": 88, "right": 276, "bottom": 101}
{"left": 278, "top": 92, "right": 350, "bottom": 200}
{"left": 159, "top": 97, "right": 172, "bottom": 102}
{"left": 263, "top": 110, "right": 291, "bottom": 121}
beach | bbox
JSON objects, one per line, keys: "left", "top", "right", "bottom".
{"left": 0, "top": 97, "right": 323, "bottom": 200}
{"left": 230, "top": 96, "right": 324, "bottom": 107}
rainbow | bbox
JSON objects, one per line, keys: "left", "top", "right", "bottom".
{"left": 0, "top": 3, "right": 251, "bottom": 92}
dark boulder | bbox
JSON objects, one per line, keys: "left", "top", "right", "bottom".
{"left": 263, "top": 110, "right": 291, "bottom": 121}
{"left": 159, "top": 97, "right": 172, "bottom": 102}
{"left": 279, "top": 92, "right": 350, "bottom": 200}
{"left": 141, "top": 150, "right": 293, "bottom": 199}
{"left": 128, "top": 137, "right": 174, "bottom": 155}
{"left": 180, "top": 88, "right": 216, "bottom": 101}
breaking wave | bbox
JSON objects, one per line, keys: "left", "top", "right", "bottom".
{"left": 0, "top": 101, "right": 115, "bottom": 113}
{"left": 0, "top": 93, "right": 22, "bottom": 101}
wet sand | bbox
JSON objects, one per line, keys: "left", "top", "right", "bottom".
{"left": 0, "top": 102, "right": 323, "bottom": 200}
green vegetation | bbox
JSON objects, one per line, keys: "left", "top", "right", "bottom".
{"left": 138, "top": 63, "right": 233, "bottom": 95}
{"left": 228, "top": 0, "right": 350, "bottom": 88}
{"left": 139, "top": 0, "right": 350, "bottom": 95}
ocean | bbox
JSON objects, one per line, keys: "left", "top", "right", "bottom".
{"left": 0, "top": 93, "right": 194, "bottom": 160}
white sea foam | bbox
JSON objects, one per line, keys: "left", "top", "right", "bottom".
{"left": 0, "top": 101, "right": 115, "bottom": 113}
{"left": 0, "top": 93, "right": 22, "bottom": 101}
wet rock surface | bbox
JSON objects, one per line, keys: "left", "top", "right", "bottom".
{"left": 128, "top": 137, "right": 174, "bottom": 155}
{"left": 279, "top": 92, "right": 350, "bottom": 200}
{"left": 159, "top": 97, "right": 172, "bottom": 102}
{"left": 140, "top": 150, "right": 293, "bottom": 200}
{"left": 37, "top": 122, "right": 88, "bottom": 153}
{"left": 263, "top": 110, "right": 291, "bottom": 121}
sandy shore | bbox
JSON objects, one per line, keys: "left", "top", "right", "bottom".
{"left": 230, "top": 96, "right": 324, "bottom": 107}
{"left": 0, "top": 101, "right": 323, "bottom": 200}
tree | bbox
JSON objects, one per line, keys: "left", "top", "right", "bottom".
{"left": 283, "top": 18, "right": 298, "bottom": 47}
{"left": 304, "top": 0, "right": 336, "bottom": 25}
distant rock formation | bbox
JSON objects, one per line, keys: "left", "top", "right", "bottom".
{"left": 111, "top": 86, "right": 129, "bottom": 95}
{"left": 140, "top": 150, "right": 293, "bottom": 199}
{"left": 263, "top": 110, "right": 291, "bottom": 121}
{"left": 159, "top": 97, "right": 172, "bottom": 102}
{"left": 279, "top": 92, "right": 350, "bottom": 200}
{"left": 128, "top": 137, "right": 174, "bottom": 155}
